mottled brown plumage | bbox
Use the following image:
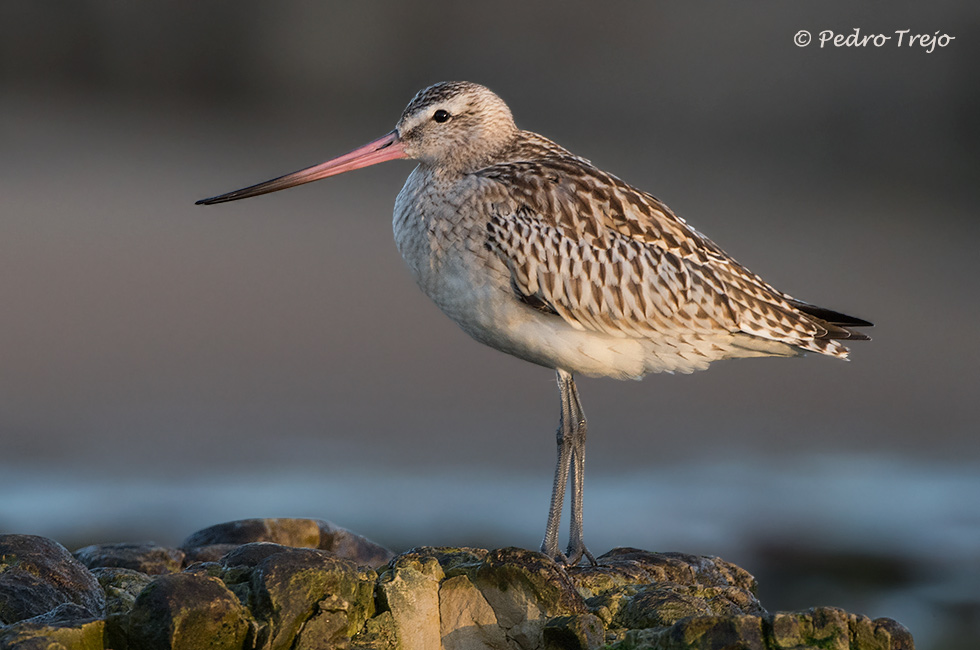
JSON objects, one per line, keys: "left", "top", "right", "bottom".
{"left": 198, "top": 81, "right": 871, "bottom": 565}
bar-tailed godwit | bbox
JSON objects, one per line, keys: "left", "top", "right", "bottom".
{"left": 198, "top": 81, "right": 871, "bottom": 565}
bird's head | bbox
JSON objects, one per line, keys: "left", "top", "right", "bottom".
{"left": 196, "top": 81, "right": 516, "bottom": 205}
{"left": 395, "top": 81, "right": 518, "bottom": 171}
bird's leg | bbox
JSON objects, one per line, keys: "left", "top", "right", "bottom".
{"left": 541, "top": 369, "right": 575, "bottom": 563}
{"left": 565, "top": 375, "right": 596, "bottom": 566}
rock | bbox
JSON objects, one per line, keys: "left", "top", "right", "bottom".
{"left": 377, "top": 552, "right": 445, "bottom": 650}
{"left": 73, "top": 542, "right": 185, "bottom": 575}
{"left": 439, "top": 574, "right": 509, "bottom": 650}
{"left": 181, "top": 543, "right": 240, "bottom": 565}
{"left": 231, "top": 545, "right": 377, "bottom": 650}
{"left": 0, "top": 535, "right": 105, "bottom": 625}
{"left": 182, "top": 518, "right": 321, "bottom": 549}
{"left": 379, "top": 546, "right": 590, "bottom": 650}
{"left": 611, "top": 614, "right": 767, "bottom": 650}
{"left": 317, "top": 520, "right": 395, "bottom": 568}
{"left": 768, "top": 607, "right": 913, "bottom": 650}
{"left": 0, "top": 603, "right": 105, "bottom": 650}
{"left": 89, "top": 567, "right": 154, "bottom": 616}
{"left": 125, "top": 572, "right": 250, "bottom": 650}
{"left": 0, "top": 527, "right": 915, "bottom": 650}
{"left": 771, "top": 607, "right": 849, "bottom": 650}
{"left": 615, "top": 583, "right": 764, "bottom": 629}
{"left": 473, "top": 547, "right": 587, "bottom": 625}
{"left": 351, "top": 610, "right": 399, "bottom": 650}
{"left": 569, "top": 548, "right": 758, "bottom": 597}
{"left": 542, "top": 613, "right": 605, "bottom": 650}
{"left": 568, "top": 548, "right": 763, "bottom": 632}
{"left": 91, "top": 566, "right": 155, "bottom": 650}
{"left": 180, "top": 518, "right": 394, "bottom": 567}
{"left": 851, "top": 615, "right": 915, "bottom": 650}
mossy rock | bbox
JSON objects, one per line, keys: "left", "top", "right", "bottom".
{"left": 230, "top": 545, "right": 377, "bottom": 650}
{"left": 125, "top": 572, "right": 250, "bottom": 650}
{"left": 0, "top": 603, "right": 105, "bottom": 650}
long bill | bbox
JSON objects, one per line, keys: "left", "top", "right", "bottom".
{"left": 196, "top": 130, "right": 407, "bottom": 205}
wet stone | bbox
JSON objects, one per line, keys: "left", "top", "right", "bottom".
{"left": 73, "top": 542, "right": 184, "bottom": 575}
{"left": 0, "top": 535, "right": 105, "bottom": 625}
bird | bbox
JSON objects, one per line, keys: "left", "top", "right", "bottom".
{"left": 197, "top": 81, "right": 871, "bottom": 566}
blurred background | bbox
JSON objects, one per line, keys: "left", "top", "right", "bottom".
{"left": 1, "top": 2, "right": 977, "bottom": 647}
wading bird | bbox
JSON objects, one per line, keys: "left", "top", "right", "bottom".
{"left": 198, "top": 81, "right": 871, "bottom": 565}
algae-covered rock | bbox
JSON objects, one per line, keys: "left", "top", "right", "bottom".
{"left": 351, "top": 610, "right": 399, "bottom": 650}
{"left": 89, "top": 567, "right": 153, "bottom": 617}
{"left": 471, "top": 547, "right": 588, "bottom": 649}
{"left": 0, "top": 603, "right": 105, "bottom": 650}
{"left": 474, "top": 548, "right": 587, "bottom": 623}
{"left": 615, "top": 583, "right": 764, "bottom": 629}
{"left": 610, "top": 614, "right": 766, "bottom": 650}
{"left": 398, "top": 546, "right": 489, "bottom": 577}
{"left": 769, "top": 607, "right": 913, "bottom": 650}
{"left": 181, "top": 518, "right": 393, "bottom": 568}
{"left": 0, "top": 526, "right": 915, "bottom": 650}
{"left": 847, "top": 614, "right": 915, "bottom": 650}
{"left": 542, "top": 613, "right": 605, "bottom": 650}
{"left": 378, "top": 546, "right": 591, "bottom": 650}
{"left": 569, "top": 548, "right": 757, "bottom": 598}
{"left": 606, "top": 607, "right": 914, "bottom": 650}
{"left": 770, "top": 606, "right": 849, "bottom": 650}
{"left": 236, "top": 545, "right": 377, "bottom": 650}
{"left": 73, "top": 542, "right": 185, "bottom": 575}
{"left": 0, "top": 535, "right": 105, "bottom": 625}
{"left": 125, "top": 572, "right": 250, "bottom": 650}
{"left": 91, "top": 568, "right": 155, "bottom": 650}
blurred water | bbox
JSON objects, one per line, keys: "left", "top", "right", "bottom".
{"left": 2, "top": 454, "right": 977, "bottom": 648}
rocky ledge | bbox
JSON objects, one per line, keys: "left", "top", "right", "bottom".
{"left": 0, "top": 518, "right": 913, "bottom": 650}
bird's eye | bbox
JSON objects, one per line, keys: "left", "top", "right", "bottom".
{"left": 433, "top": 109, "right": 451, "bottom": 123}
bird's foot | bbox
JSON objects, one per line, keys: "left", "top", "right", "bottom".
{"left": 562, "top": 543, "right": 597, "bottom": 567}
{"left": 541, "top": 539, "right": 597, "bottom": 566}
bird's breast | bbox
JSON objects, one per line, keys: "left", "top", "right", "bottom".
{"left": 392, "top": 168, "right": 508, "bottom": 325}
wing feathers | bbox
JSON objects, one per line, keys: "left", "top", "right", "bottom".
{"left": 479, "top": 153, "right": 870, "bottom": 358}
